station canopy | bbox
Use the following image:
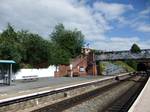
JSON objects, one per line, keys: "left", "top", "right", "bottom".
{"left": 0, "top": 60, "right": 16, "bottom": 64}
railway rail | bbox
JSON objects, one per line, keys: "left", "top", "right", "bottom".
{"left": 0, "top": 73, "right": 130, "bottom": 112}
{"left": 32, "top": 77, "right": 124, "bottom": 112}
{"left": 104, "top": 76, "right": 148, "bottom": 112}
{"left": 33, "top": 75, "right": 147, "bottom": 112}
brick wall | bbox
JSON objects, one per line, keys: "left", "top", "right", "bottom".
{"left": 54, "top": 48, "right": 98, "bottom": 77}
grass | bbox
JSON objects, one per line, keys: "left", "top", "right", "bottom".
{"left": 98, "top": 61, "right": 135, "bottom": 75}
{"left": 112, "top": 61, "right": 135, "bottom": 72}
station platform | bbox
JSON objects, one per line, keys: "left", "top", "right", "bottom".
{"left": 129, "top": 77, "right": 150, "bottom": 112}
{"left": 0, "top": 76, "right": 108, "bottom": 100}
{"left": 0, "top": 72, "right": 131, "bottom": 104}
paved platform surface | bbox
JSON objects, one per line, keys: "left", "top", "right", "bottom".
{"left": 129, "top": 77, "right": 150, "bottom": 112}
{"left": 0, "top": 76, "right": 108, "bottom": 100}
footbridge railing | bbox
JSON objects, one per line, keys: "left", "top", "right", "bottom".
{"left": 95, "top": 49, "right": 150, "bottom": 61}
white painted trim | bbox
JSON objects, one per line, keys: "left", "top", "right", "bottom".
{"left": 128, "top": 77, "right": 150, "bottom": 112}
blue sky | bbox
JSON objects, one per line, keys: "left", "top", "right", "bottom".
{"left": 101, "top": 0, "right": 150, "bottom": 39}
{"left": 0, "top": 0, "right": 150, "bottom": 50}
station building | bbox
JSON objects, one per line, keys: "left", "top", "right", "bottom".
{"left": 54, "top": 48, "right": 97, "bottom": 77}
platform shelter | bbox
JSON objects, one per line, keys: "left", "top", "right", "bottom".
{"left": 0, "top": 60, "right": 15, "bottom": 85}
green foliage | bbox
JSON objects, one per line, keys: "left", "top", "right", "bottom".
{"left": 125, "top": 43, "right": 141, "bottom": 70}
{"left": 0, "top": 23, "right": 85, "bottom": 71}
{"left": 124, "top": 60, "right": 138, "bottom": 71}
{"left": 0, "top": 24, "right": 50, "bottom": 71}
{"left": 0, "top": 24, "right": 22, "bottom": 63}
{"left": 113, "top": 61, "right": 135, "bottom": 72}
{"left": 130, "top": 43, "right": 141, "bottom": 53}
{"left": 99, "top": 62, "right": 106, "bottom": 74}
{"left": 48, "top": 43, "right": 70, "bottom": 66}
{"left": 1, "top": 24, "right": 18, "bottom": 42}
{"left": 0, "top": 24, "right": 22, "bottom": 72}
{"left": 50, "top": 24, "right": 84, "bottom": 59}
{"left": 18, "top": 31, "right": 49, "bottom": 68}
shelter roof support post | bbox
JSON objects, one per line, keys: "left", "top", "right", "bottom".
{"left": 1, "top": 65, "right": 4, "bottom": 84}
{"left": 10, "top": 64, "right": 12, "bottom": 82}
{"left": 8, "top": 64, "right": 12, "bottom": 85}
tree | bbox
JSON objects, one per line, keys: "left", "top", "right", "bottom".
{"left": 125, "top": 60, "right": 137, "bottom": 70}
{"left": 18, "top": 31, "right": 49, "bottom": 68}
{"left": 1, "top": 24, "right": 18, "bottom": 42}
{"left": 48, "top": 43, "right": 70, "bottom": 68}
{"left": 130, "top": 43, "right": 141, "bottom": 53}
{"left": 0, "top": 23, "right": 85, "bottom": 72}
{"left": 0, "top": 24, "right": 22, "bottom": 62}
{"left": 125, "top": 43, "right": 141, "bottom": 70}
{"left": 0, "top": 24, "right": 22, "bottom": 72}
{"left": 50, "top": 24, "right": 84, "bottom": 59}
{"left": 0, "top": 24, "right": 50, "bottom": 70}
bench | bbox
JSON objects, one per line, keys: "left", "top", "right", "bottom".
{"left": 22, "top": 75, "right": 38, "bottom": 81}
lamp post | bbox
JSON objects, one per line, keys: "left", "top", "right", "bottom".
{"left": 70, "top": 64, "right": 73, "bottom": 77}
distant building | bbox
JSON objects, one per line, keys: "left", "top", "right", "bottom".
{"left": 54, "top": 48, "right": 97, "bottom": 77}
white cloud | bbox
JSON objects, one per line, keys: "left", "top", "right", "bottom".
{"left": 0, "top": 0, "right": 134, "bottom": 40}
{"left": 129, "top": 7, "right": 150, "bottom": 33}
{"left": 93, "top": 2, "right": 133, "bottom": 21}
{"left": 140, "top": 7, "right": 150, "bottom": 16}
{"left": 0, "top": 0, "right": 149, "bottom": 50}
{"left": 91, "top": 37, "right": 149, "bottom": 50}
{"left": 0, "top": 0, "right": 110, "bottom": 41}
{"left": 132, "top": 22, "right": 150, "bottom": 33}
{"left": 110, "top": 37, "right": 139, "bottom": 43}
{"left": 137, "top": 24, "right": 150, "bottom": 33}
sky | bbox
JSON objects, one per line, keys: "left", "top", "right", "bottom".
{"left": 0, "top": 0, "right": 150, "bottom": 50}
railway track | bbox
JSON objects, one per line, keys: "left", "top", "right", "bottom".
{"left": 104, "top": 76, "right": 148, "bottom": 112}
{"left": 0, "top": 74, "right": 147, "bottom": 112}
{"left": 0, "top": 73, "right": 131, "bottom": 112}
{"left": 32, "top": 78, "right": 123, "bottom": 112}
{"left": 33, "top": 76, "right": 147, "bottom": 112}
